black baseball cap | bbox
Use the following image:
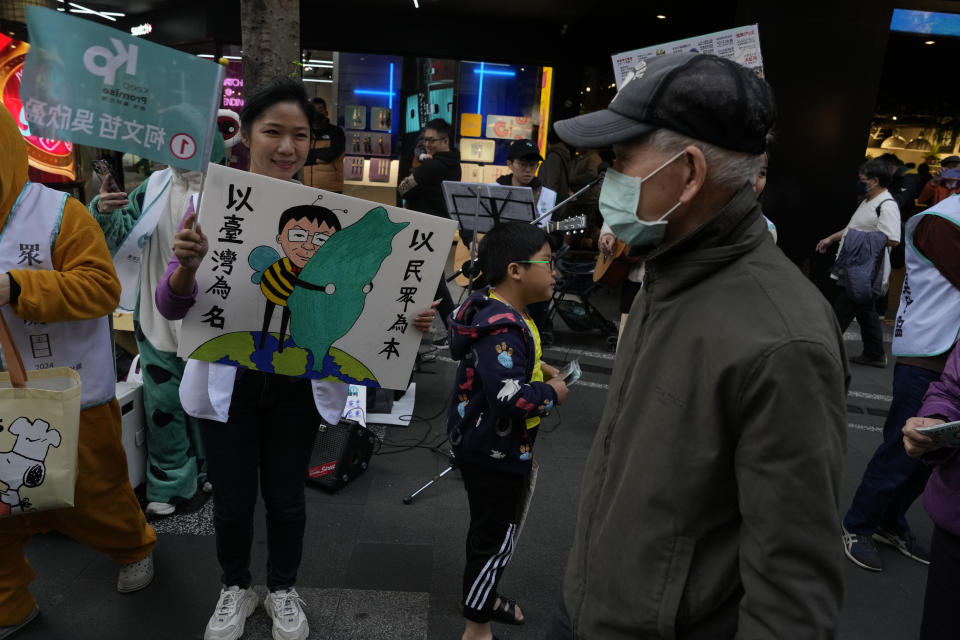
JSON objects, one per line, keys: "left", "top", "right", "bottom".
{"left": 941, "top": 155, "right": 960, "bottom": 166}
{"left": 507, "top": 138, "right": 543, "bottom": 161}
{"left": 555, "top": 53, "right": 775, "bottom": 154}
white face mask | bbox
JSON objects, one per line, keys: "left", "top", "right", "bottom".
{"left": 597, "top": 150, "right": 685, "bottom": 248}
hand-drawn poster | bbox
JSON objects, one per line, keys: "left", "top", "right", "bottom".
{"left": 178, "top": 164, "right": 457, "bottom": 390}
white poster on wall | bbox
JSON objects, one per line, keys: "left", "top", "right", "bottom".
{"left": 178, "top": 164, "right": 457, "bottom": 390}
{"left": 611, "top": 24, "right": 763, "bottom": 89}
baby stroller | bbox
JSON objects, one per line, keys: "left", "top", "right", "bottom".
{"left": 548, "top": 246, "right": 619, "bottom": 348}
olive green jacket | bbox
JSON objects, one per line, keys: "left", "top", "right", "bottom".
{"left": 564, "top": 185, "right": 849, "bottom": 639}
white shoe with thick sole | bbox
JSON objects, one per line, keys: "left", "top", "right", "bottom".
{"left": 265, "top": 588, "right": 309, "bottom": 640}
{"left": 205, "top": 586, "right": 258, "bottom": 640}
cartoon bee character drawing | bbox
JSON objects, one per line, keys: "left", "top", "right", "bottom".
{"left": 248, "top": 203, "right": 342, "bottom": 352}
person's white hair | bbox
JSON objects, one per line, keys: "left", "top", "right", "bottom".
{"left": 613, "top": 129, "right": 765, "bottom": 191}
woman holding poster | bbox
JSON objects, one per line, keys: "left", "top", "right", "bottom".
{"left": 155, "top": 78, "right": 436, "bottom": 640}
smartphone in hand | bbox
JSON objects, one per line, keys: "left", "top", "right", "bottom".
{"left": 92, "top": 159, "right": 120, "bottom": 192}
{"left": 557, "top": 359, "right": 582, "bottom": 386}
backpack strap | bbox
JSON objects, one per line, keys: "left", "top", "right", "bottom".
{"left": 875, "top": 198, "right": 896, "bottom": 217}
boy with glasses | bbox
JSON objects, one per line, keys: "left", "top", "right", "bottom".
{"left": 497, "top": 139, "right": 543, "bottom": 197}
{"left": 446, "top": 222, "right": 569, "bottom": 640}
{"left": 497, "top": 139, "right": 555, "bottom": 343}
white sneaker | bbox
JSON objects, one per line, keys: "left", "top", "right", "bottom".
{"left": 205, "top": 586, "right": 258, "bottom": 640}
{"left": 145, "top": 501, "right": 175, "bottom": 516}
{"left": 117, "top": 552, "right": 154, "bottom": 593}
{"left": 264, "top": 588, "right": 309, "bottom": 640}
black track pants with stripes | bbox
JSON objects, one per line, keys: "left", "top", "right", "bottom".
{"left": 459, "top": 460, "right": 526, "bottom": 623}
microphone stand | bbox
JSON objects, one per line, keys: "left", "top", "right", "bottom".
{"left": 531, "top": 171, "right": 604, "bottom": 226}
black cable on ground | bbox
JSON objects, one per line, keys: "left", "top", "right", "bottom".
{"left": 374, "top": 414, "right": 444, "bottom": 456}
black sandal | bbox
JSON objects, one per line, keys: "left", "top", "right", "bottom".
{"left": 490, "top": 596, "right": 525, "bottom": 626}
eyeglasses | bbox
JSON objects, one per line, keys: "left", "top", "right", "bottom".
{"left": 423, "top": 136, "right": 447, "bottom": 144}
{"left": 517, "top": 258, "right": 554, "bottom": 268}
{"left": 288, "top": 229, "right": 331, "bottom": 247}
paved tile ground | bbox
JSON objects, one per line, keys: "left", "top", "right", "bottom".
{"left": 9, "top": 280, "right": 930, "bottom": 640}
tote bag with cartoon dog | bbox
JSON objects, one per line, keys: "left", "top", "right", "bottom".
{"left": 0, "top": 315, "right": 81, "bottom": 518}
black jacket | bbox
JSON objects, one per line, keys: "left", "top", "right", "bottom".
{"left": 447, "top": 289, "right": 557, "bottom": 474}
{"left": 404, "top": 150, "right": 461, "bottom": 218}
{"left": 306, "top": 119, "right": 345, "bottom": 164}
{"left": 496, "top": 174, "right": 542, "bottom": 192}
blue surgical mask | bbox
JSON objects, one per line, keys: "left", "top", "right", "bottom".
{"left": 598, "top": 150, "right": 685, "bottom": 248}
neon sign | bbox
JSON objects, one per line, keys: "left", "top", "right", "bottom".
{"left": 0, "top": 34, "right": 75, "bottom": 179}
{"left": 352, "top": 62, "right": 394, "bottom": 132}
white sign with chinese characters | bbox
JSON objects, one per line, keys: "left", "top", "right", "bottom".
{"left": 611, "top": 24, "right": 763, "bottom": 89}
{"left": 178, "top": 164, "right": 457, "bottom": 390}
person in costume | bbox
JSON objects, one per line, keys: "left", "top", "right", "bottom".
{"left": 0, "top": 106, "right": 156, "bottom": 639}
{"left": 88, "top": 135, "right": 226, "bottom": 517}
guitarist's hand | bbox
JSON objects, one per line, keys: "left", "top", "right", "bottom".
{"left": 599, "top": 233, "right": 616, "bottom": 256}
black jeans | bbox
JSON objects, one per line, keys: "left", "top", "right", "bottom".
{"left": 460, "top": 461, "right": 525, "bottom": 623}
{"left": 200, "top": 371, "right": 320, "bottom": 591}
{"left": 920, "top": 525, "right": 960, "bottom": 639}
{"left": 832, "top": 290, "right": 885, "bottom": 360}
{"left": 843, "top": 363, "right": 938, "bottom": 535}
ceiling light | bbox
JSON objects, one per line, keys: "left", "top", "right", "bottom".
{"left": 413, "top": 0, "right": 419, "bottom": 7}
{"left": 585, "top": 86, "right": 591, "bottom": 92}
{"left": 892, "top": 116, "right": 898, "bottom": 121}
{"left": 925, "top": 40, "right": 935, "bottom": 45}
{"left": 303, "top": 78, "right": 333, "bottom": 83}
{"left": 57, "top": 0, "right": 125, "bottom": 21}
{"left": 656, "top": 14, "right": 666, "bottom": 19}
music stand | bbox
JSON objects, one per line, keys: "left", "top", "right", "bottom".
{"left": 442, "top": 181, "right": 538, "bottom": 289}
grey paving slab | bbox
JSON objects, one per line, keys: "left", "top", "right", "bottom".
{"left": 240, "top": 587, "right": 428, "bottom": 640}
{"left": 342, "top": 543, "right": 434, "bottom": 593}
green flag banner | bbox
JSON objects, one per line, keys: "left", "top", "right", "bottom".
{"left": 21, "top": 6, "right": 223, "bottom": 171}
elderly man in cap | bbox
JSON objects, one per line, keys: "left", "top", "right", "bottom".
{"left": 547, "top": 53, "right": 849, "bottom": 639}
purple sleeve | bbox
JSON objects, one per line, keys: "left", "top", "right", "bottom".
{"left": 919, "top": 347, "right": 960, "bottom": 422}
{"left": 155, "top": 202, "right": 199, "bottom": 320}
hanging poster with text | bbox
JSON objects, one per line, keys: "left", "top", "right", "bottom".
{"left": 178, "top": 164, "right": 456, "bottom": 390}
{"left": 485, "top": 115, "right": 534, "bottom": 140}
{"left": 20, "top": 6, "right": 223, "bottom": 171}
{"left": 611, "top": 24, "right": 763, "bottom": 89}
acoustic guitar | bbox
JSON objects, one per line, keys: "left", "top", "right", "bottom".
{"left": 593, "top": 237, "right": 639, "bottom": 287}
{"left": 451, "top": 215, "right": 588, "bottom": 287}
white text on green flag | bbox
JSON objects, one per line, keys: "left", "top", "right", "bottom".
{"left": 21, "top": 6, "right": 223, "bottom": 172}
